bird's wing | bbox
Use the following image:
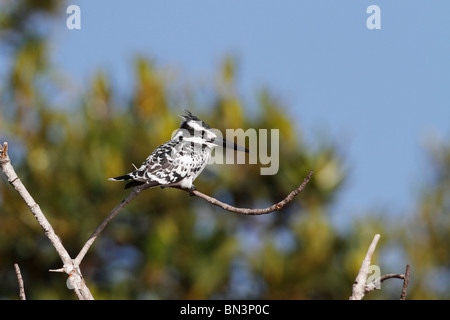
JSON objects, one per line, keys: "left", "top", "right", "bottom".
{"left": 134, "top": 142, "right": 188, "bottom": 185}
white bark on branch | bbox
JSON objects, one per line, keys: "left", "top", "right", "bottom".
{"left": 1, "top": 142, "right": 93, "bottom": 300}
{"left": 349, "top": 233, "right": 411, "bottom": 300}
{"left": 350, "top": 234, "right": 381, "bottom": 300}
{"left": 1, "top": 141, "right": 313, "bottom": 299}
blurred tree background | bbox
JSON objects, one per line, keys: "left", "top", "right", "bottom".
{"left": 1, "top": 1, "right": 449, "bottom": 299}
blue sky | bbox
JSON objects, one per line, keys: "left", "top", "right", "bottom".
{"left": 52, "top": 1, "right": 450, "bottom": 222}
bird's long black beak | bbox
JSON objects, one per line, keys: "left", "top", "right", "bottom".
{"left": 213, "top": 137, "right": 250, "bottom": 153}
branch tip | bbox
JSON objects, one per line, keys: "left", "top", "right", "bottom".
{"left": 14, "top": 263, "right": 26, "bottom": 300}
{"left": 400, "top": 264, "right": 411, "bottom": 300}
{"left": 1, "top": 142, "right": 8, "bottom": 159}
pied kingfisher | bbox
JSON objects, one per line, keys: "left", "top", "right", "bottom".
{"left": 109, "top": 110, "right": 249, "bottom": 191}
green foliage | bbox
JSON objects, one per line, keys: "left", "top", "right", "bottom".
{"left": 1, "top": 1, "right": 450, "bottom": 300}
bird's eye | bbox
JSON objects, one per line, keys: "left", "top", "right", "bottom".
{"left": 201, "top": 130, "right": 205, "bottom": 138}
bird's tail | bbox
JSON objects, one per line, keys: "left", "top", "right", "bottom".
{"left": 109, "top": 174, "right": 133, "bottom": 181}
{"left": 109, "top": 173, "right": 147, "bottom": 189}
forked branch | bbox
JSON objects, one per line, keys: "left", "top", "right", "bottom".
{"left": 2, "top": 141, "right": 313, "bottom": 299}
{"left": 349, "top": 234, "right": 411, "bottom": 300}
{"left": 1, "top": 142, "right": 93, "bottom": 299}
{"left": 75, "top": 170, "right": 314, "bottom": 264}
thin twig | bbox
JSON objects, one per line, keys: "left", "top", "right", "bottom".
{"left": 74, "top": 187, "right": 143, "bottom": 265}
{"left": 380, "top": 273, "right": 405, "bottom": 282}
{"left": 74, "top": 170, "right": 313, "bottom": 265}
{"left": 176, "top": 170, "right": 314, "bottom": 215}
{"left": 364, "top": 273, "right": 405, "bottom": 293}
{"left": 400, "top": 264, "right": 411, "bottom": 300}
{"left": 14, "top": 263, "right": 26, "bottom": 300}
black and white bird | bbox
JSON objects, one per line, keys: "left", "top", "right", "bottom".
{"left": 109, "top": 110, "right": 249, "bottom": 191}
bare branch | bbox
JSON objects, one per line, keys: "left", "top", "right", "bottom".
{"left": 65, "top": 265, "right": 92, "bottom": 300}
{"left": 74, "top": 170, "right": 313, "bottom": 265}
{"left": 1, "top": 142, "right": 72, "bottom": 265}
{"left": 1, "top": 142, "right": 8, "bottom": 158}
{"left": 1, "top": 142, "right": 93, "bottom": 300}
{"left": 380, "top": 273, "right": 405, "bottom": 282}
{"left": 175, "top": 170, "right": 314, "bottom": 215}
{"left": 3, "top": 141, "right": 313, "bottom": 298}
{"left": 350, "top": 234, "right": 381, "bottom": 300}
{"left": 74, "top": 187, "right": 143, "bottom": 265}
{"left": 364, "top": 273, "right": 405, "bottom": 293}
{"left": 400, "top": 264, "right": 411, "bottom": 300}
{"left": 14, "top": 263, "right": 26, "bottom": 300}
{"left": 350, "top": 233, "right": 412, "bottom": 300}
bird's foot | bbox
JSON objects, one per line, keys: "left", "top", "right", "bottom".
{"left": 188, "top": 185, "right": 197, "bottom": 196}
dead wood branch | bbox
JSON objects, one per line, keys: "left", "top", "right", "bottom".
{"left": 350, "top": 234, "right": 411, "bottom": 300}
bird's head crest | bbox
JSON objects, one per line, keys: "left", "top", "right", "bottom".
{"left": 179, "top": 110, "right": 211, "bottom": 130}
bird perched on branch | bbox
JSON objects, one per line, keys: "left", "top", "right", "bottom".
{"left": 109, "top": 110, "right": 249, "bottom": 192}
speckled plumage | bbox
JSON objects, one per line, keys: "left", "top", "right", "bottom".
{"left": 109, "top": 111, "right": 245, "bottom": 190}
